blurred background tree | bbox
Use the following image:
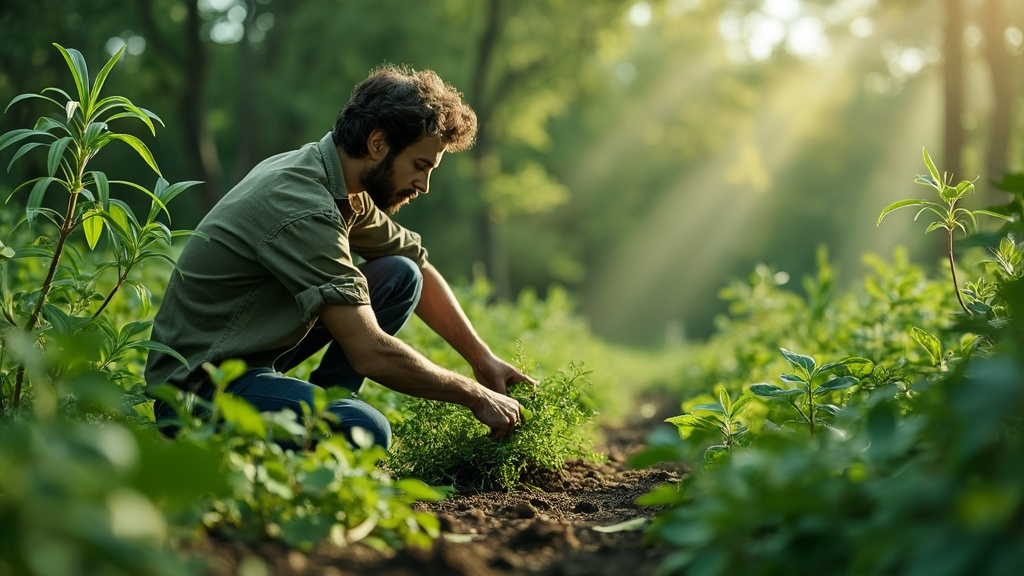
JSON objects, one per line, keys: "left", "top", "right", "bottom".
{"left": 1, "top": 0, "right": 1021, "bottom": 345}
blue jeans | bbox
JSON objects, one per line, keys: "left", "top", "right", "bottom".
{"left": 159, "top": 256, "right": 422, "bottom": 449}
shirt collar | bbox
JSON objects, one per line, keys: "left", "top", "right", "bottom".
{"left": 318, "top": 131, "right": 367, "bottom": 216}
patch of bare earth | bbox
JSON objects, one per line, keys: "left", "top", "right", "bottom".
{"left": 189, "top": 417, "right": 685, "bottom": 576}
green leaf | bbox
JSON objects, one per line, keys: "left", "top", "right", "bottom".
{"left": 397, "top": 478, "right": 446, "bottom": 501}
{"left": 973, "top": 209, "right": 1012, "bottom": 221}
{"left": 910, "top": 326, "right": 942, "bottom": 364}
{"left": 691, "top": 403, "right": 726, "bottom": 414}
{"left": 635, "top": 483, "right": 685, "bottom": 507}
{"left": 922, "top": 147, "right": 941, "bottom": 185}
{"left": 54, "top": 43, "right": 89, "bottom": 106}
{"left": 83, "top": 121, "right": 108, "bottom": 147}
{"left": 780, "top": 348, "right": 815, "bottom": 376}
{"left": 819, "top": 357, "right": 874, "bottom": 377}
{"left": 123, "top": 280, "right": 152, "bottom": 317}
{"left": 27, "top": 177, "right": 61, "bottom": 224}
{"left": 108, "top": 133, "right": 161, "bottom": 176}
{"left": 814, "top": 376, "right": 858, "bottom": 396}
{"left": 90, "top": 43, "right": 127, "bottom": 105}
{"left": 215, "top": 393, "right": 266, "bottom": 438}
{"left": 750, "top": 383, "right": 785, "bottom": 397}
{"left": 129, "top": 340, "right": 188, "bottom": 368}
{"left": 0, "top": 239, "right": 14, "bottom": 260}
{"left": 42, "top": 303, "right": 73, "bottom": 334}
{"left": 7, "top": 141, "right": 48, "bottom": 171}
{"left": 877, "top": 199, "right": 926, "bottom": 225}
{"left": 780, "top": 373, "right": 805, "bottom": 384}
{"left": 940, "top": 184, "right": 958, "bottom": 203}
{"left": 5, "top": 92, "right": 63, "bottom": 113}
{"left": 91, "top": 171, "right": 110, "bottom": 209}
{"left": 0, "top": 128, "right": 50, "bottom": 153}
{"left": 82, "top": 209, "right": 104, "bottom": 250}
{"left": 47, "top": 136, "right": 72, "bottom": 177}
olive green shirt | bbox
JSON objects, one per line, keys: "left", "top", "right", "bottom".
{"left": 145, "top": 133, "right": 428, "bottom": 390}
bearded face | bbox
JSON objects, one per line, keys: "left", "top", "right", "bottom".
{"left": 360, "top": 151, "right": 418, "bottom": 215}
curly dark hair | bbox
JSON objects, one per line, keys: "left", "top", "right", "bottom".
{"left": 332, "top": 65, "right": 477, "bottom": 158}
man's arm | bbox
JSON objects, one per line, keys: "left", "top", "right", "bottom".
{"left": 414, "top": 262, "right": 535, "bottom": 394}
{"left": 319, "top": 303, "right": 521, "bottom": 439}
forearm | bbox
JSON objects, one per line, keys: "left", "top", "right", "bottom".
{"left": 415, "top": 262, "right": 492, "bottom": 369}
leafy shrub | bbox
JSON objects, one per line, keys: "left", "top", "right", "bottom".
{"left": 639, "top": 159, "right": 1024, "bottom": 575}
{"left": 387, "top": 357, "right": 599, "bottom": 491}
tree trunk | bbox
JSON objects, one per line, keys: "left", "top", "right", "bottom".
{"left": 943, "top": 0, "right": 965, "bottom": 181}
{"left": 470, "top": 0, "right": 510, "bottom": 299}
{"left": 981, "top": 0, "right": 1014, "bottom": 205}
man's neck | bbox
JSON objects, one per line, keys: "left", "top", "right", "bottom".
{"left": 337, "top": 146, "right": 366, "bottom": 197}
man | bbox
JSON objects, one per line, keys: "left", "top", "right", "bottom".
{"left": 146, "top": 65, "right": 529, "bottom": 448}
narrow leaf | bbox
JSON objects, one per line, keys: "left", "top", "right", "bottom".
{"left": 922, "top": 148, "right": 941, "bottom": 185}
{"left": 27, "top": 177, "right": 60, "bottom": 224}
{"left": 129, "top": 341, "right": 188, "bottom": 368}
{"left": 0, "top": 128, "right": 50, "bottom": 153}
{"left": 90, "top": 43, "right": 127, "bottom": 105}
{"left": 877, "top": 199, "right": 926, "bottom": 226}
{"left": 7, "top": 141, "right": 48, "bottom": 171}
{"left": 47, "top": 136, "right": 73, "bottom": 177}
{"left": 91, "top": 171, "right": 110, "bottom": 209}
{"left": 5, "top": 92, "right": 63, "bottom": 113}
{"left": 54, "top": 43, "right": 90, "bottom": 105}
{"left": 109, "top": 133, "right": 161, "bottom": 175}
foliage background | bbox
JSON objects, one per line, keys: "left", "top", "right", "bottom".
{"left": 1, "top": 0, "right": 1022, "bottom": 346}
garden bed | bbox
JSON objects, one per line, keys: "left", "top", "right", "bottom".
{"left": 190, "top": 411, "right": 684, "bottom": 575}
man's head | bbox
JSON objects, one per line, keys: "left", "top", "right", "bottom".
{"left": 333, "top": 65, "right": 477, "bottom": 214}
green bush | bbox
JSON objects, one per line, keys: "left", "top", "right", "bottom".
{"left": 639, "top": 160, "right": 1024, "bottom": 575}
{"left": 387, "top": 358, "right": 600, "bottom": 491}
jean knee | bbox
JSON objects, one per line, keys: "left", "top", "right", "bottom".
{"left": 328, "top": 399, "right": 392, "bottom": 449}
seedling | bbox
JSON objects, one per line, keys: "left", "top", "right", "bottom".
{"left": 750, "top": 349, "right": 871, "bottom": 436}
{"left": 877, "top": 148, "right": 1011, "bottom": 314}
{"left": 665, "top": 385, "right": 753, "bottom": 463}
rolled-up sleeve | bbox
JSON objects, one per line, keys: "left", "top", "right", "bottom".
{"left": 257, "top": 210, "right": 370, "bottom": 322}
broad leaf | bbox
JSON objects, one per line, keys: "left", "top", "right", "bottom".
{"left": 129, "top": 340, "right": 188, "bottom": 368}
{"left": 750, "top": 383, "right": 785, "bottom": 397}
{"left": 82, "top": 209, "right": 104, "bottom": 250}
{"left": 910, "top": 326, "right": 942, "bottom": 365}
{"left": 780, "top": 348, "right": 815, "bottom": 375}
{"left": 215, "top": 393, "right": 266, "bottom": 439}
{"left": 691, "top": 403, "right": 726, "bottom": 415}
{"left": 814, "top": 376, "right": 858, "bottom": 396}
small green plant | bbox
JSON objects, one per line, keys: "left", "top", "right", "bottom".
{"left": 0, "top": 43, "right": 198, "bottom": 411}
{"left": 387, "top": 359, "right": 599, "bottom": 491}
{"left": 750, "top": 349, "right": 871, "bottom": 436}
{"left": 664, "top": 385, "right": 753, "bottom": 464}
{"left": 152, "top": 359, "right": 445, "bottom": 551}
{"left": 877, "top": 147, "right": 1011, "bottom": 314}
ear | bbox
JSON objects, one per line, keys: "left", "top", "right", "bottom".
{"left": 366, "top": 129, "right": 389, "bottom": 161}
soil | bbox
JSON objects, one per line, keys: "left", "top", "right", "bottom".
{"left": 189, "top": 410, "right": 686, "bottom": 576}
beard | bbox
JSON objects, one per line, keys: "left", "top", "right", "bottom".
{"left": 361, "top": 152, "right": 417, "bottom": 215}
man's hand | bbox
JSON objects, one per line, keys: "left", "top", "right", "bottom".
{"left": 472, "top": 355, "right": 536, "bottom": 395}
{"left": 470, "top": 385, "right": 524, "bottom": 440}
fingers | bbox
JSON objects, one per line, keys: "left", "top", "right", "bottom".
{"left": 486, "top": 396, "right": 523, "bottom": 441}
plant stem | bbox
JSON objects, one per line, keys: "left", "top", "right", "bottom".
{"left": 12, "top": 161, "right": 85, "bottom": 407}
{"left": 92, "top": 268, "right": 130, "bottom": 319}
{"left": 947, "top": 227, "right": 970, "bottom": 314}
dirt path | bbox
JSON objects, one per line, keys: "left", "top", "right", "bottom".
{"left": 195, "top": 417, "right": 684, "bottom": 575}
